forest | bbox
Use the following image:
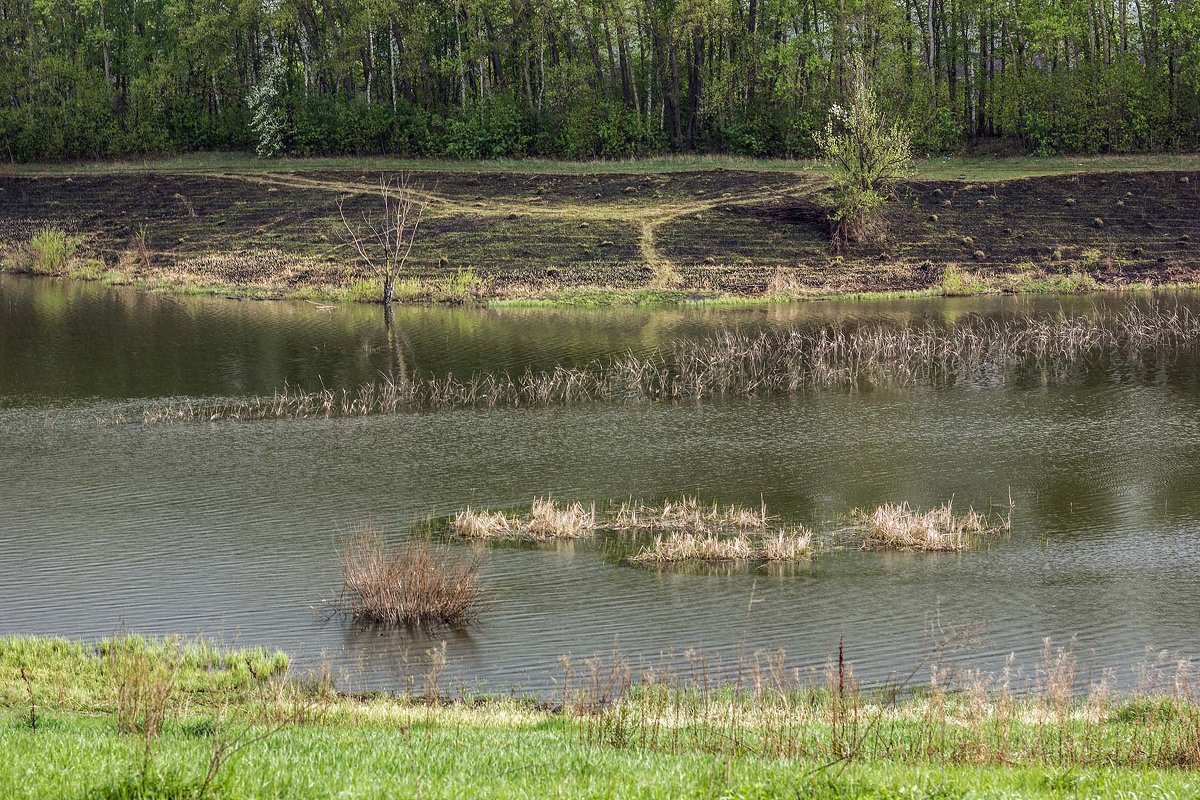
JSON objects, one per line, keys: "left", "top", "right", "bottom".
{"left": 2, "top": 0, "right": 1199, "bottom": 162}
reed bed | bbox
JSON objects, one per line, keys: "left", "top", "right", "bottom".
{"left": 525, "top": 497, "right": 597, "bottom": 539}
{"left": 450, "top": 507, "right": 516, "bottom": 539}
{"left": 610, "top": 495, "right": 772, "bottom": 534}
{"left": 139, "top": 303, "right": 1200, "bottom": 423}
{"left": 450, "top": 498, "right": 596, "bottom": 541}
{"left": 338, "top": 527, "right": 480, "bottom": 626}
{"left": 560, "top": 640, "right": 1200, "bottom": 770}
{"left": 850, "top": 501, "right": 1008, "bottom": 551}
{"left": 629, "top": 526, "right": 814, "bottom": 564}
{"left": 760, "top": 526, "right": 817, "bottom": 560}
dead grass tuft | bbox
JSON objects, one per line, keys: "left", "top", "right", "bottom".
{"left": 525, "top": 497, "right": 597, "bottom": 539}
{"left": 451, "top": 507, "right": 515, "bottom": 539}
{"left": 850, "top": 501, "right": 1008, "bottom": 552}
{"left": 629, "top": 526, "right": 814, "bottom": 564}
{"left": 451, "top": 498, "right": 596, "bottom": 541}
{"left": 760, "top": 526, "right": 817, "bottom": 560}
{"left": 611, "top": 495, "right": 772, "bottom": 534}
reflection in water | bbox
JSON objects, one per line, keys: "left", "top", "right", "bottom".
{"left": 1, "top": 274, "right": 1199, "bottom": 693}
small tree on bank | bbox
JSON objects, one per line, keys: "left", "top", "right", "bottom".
{"left": 338, "top": 174, "right": 427, "bottom": 306}
{"left": 816, "top": 56, "right": 913, "bottom": 246}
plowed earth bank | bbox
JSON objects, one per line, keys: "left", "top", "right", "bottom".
{"left": 2, "top": 168, "right": 1198, "bottom": 301}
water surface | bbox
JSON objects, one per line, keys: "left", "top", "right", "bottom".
{"left": 2, "top": 274, "right": 1198, "bottom": 693}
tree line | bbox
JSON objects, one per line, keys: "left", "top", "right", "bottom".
{"left": 2, "top": 0, "right": 1198, "bottom": 162}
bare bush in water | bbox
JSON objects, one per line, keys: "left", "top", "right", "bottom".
{"left": 139, "top": 303, "right": 1200, "bottom": 424}
{"left": 338, "top": 527, "right": 480, "bottom": 626}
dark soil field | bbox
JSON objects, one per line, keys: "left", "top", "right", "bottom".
{"left": 2, "top": 166, "right": 1198, "bottom": 301}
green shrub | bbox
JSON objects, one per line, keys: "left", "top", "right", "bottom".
{"left": 940, "top": 265, "right": 987, "bottom": 296}
{"left": 69, "top": 258, "right": 108, "bottom": 281}
{"left": 29, "top": 228, "right": 79, "bottom": 275}
{"left": 815, "top": 56, "right": 913, "bottom": 245}
{"left": 441, "top": 268, "right": 488, "bottom": 303}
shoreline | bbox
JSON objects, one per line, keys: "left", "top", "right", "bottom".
{"left": 3, "top": 158, "right": 1199, "bottom": 309}
{"left": 2, "top": 265, "right": 1197, "bottom": 310}
{"left": 3, "top": 634, "right": 1199, "bottom": 798}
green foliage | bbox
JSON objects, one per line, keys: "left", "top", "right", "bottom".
{"left": 2, "top": 0, "right": 1198, "bottom": 162}
{"left": 247, "top": 54, "right": 285, "bottom": 158}
{"left": 28, "top": 229, "right": 79, "bottom": 275}
{"left": 940, "top": 265, "right": 987, "bottom": 296}
{"left": 816, "top": 57, "right": 913, "bottom": 244}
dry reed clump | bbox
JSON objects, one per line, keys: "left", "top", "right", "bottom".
{"left": 850, "top": 501, "right": 1007, "bottom": 552}
{"left": 760, "top": 526, "right": 816, "bottom": 560}
{"left": 524, "top": 497, "right": 597, "bottom": 539}
{"left": 450, "top": 498, "right": 596, "bottom": 541}
{"left": 339, "top": 527, "right": 480, "bottom": 626}
{"left": 629, "top": 526, "right": 814, "bottom": 564}
{"left": 610, "top": 495, "right": 772, "bottom": 535}
{"left": 450, "top": 507, "right": 515, "bottom": 539}
{"left": 138, "top": 303, "right": 1200, "bottom": 424}
{"left": 630, "top": 533, "right": 757, "bottom": 564}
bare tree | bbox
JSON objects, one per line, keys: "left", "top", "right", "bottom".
{"left": 338, "top": 174, "right": 427, "bottom": 306}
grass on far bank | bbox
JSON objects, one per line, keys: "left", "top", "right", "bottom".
{"left": 6, "top": 150, "right": 1200, "bottom": 182}
{"left": 4, "top": 635, "right": 1200, "bottom": 799}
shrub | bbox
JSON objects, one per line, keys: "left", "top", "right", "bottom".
{"left": 815, "top": 55, "right": 913, "bottom": 245}
{"left": 339, "top": 526, "right": 480, "bottom": 627}
{"left": 29, "top": 228, "right": 79, "bottom": 274}
{"left": 940, "top": 264, "right": 986, "bottom": 296}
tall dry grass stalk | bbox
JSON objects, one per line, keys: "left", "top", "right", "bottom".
{"left": 339, "top": 527, "right": 480, "bottom": 626}
{"left": 851, "top": 501, "right": 1008, "bottom": 551}
{"left": 561, "top": 640, "right": 1200, "bottom": 770}
{"left": 105, "top": 636, "right": 182, "bottom": 738}
{"left": 140, "top": 303, "right": 1200, "bottom": 423}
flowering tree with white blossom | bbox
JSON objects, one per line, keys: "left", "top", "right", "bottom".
{"left": 816, "top": 55, "right": 913, "bottom": 246}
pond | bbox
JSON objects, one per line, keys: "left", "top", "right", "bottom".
{"left": 2, "top": 273, "right": 1199, "bottom": 693}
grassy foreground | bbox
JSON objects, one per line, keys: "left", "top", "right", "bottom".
{"left": 3, "top": 635, "right": 1200, "bottom": 799}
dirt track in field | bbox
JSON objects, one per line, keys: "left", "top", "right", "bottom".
{"left": 2, "top": 167, "right": 1198, "bottom": 299}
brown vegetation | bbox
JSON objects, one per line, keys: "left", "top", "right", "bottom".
{"left": 339, "top": 527, "right": 480, "bottom": 626}
{"left": 850, "top": 501, "right": 1010, "bottom": 551}
{"left": 628, "top": 526, "right": 814, "bottom": 564}
{"left": 138, "top": 302, "right": 1200, "bottom": 422}
{"left": 610, "top": 495, "right": 772, "bottom": 534}
{"left": 450, "top": 498, "right": 596, "bottom": 541}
